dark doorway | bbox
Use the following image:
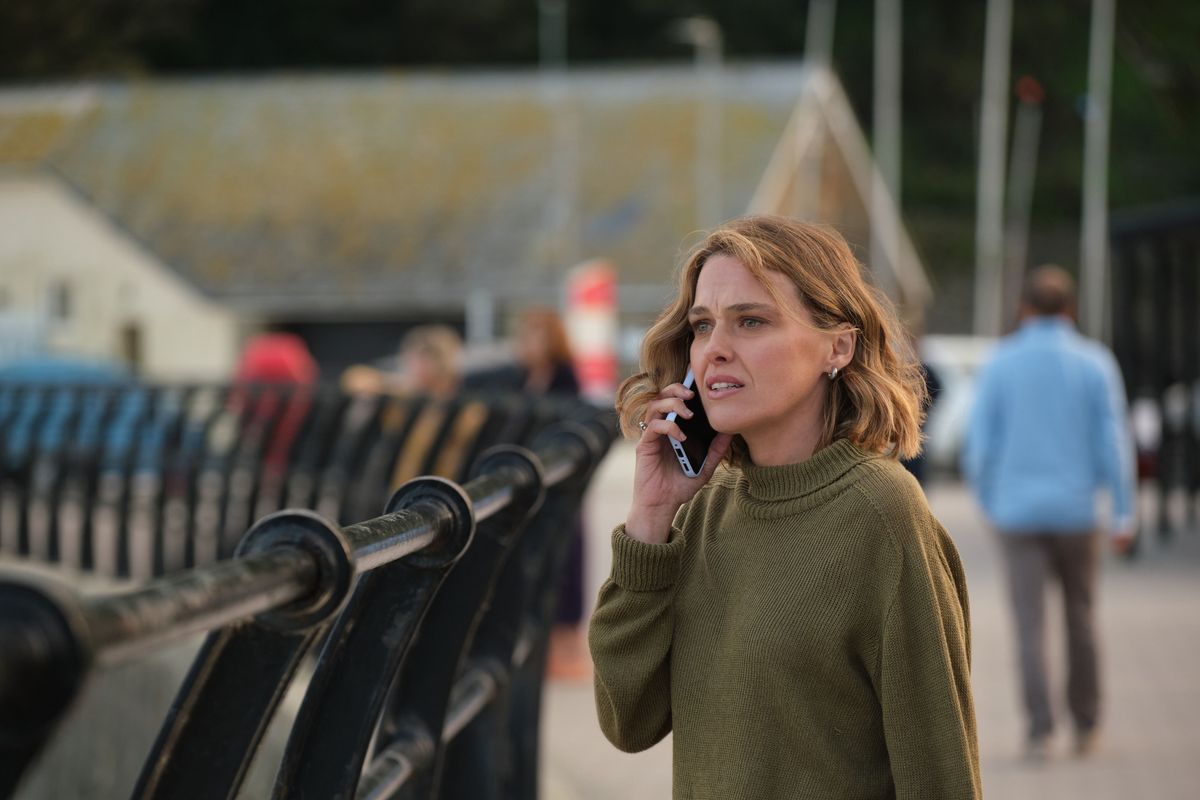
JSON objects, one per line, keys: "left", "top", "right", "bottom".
{"left": 278, "top": 318, "right": 465, "bottom": 381}
{"left": 120, "top": 322, "right": 143, "bottom": 374}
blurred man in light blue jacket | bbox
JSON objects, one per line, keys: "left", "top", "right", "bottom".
{"left": 963, "top": 265, "right": 1135, "bottom": 763}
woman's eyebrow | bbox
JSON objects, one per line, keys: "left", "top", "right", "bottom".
{"left": 688, "top": 302, "right": 775, "bottom": 317}
{"left": 727, "top": 302, "right": 776, "bottom": 314}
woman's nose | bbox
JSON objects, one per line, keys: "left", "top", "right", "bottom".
{"left": 699, "top": 324, "right": 732, "bottom": 364}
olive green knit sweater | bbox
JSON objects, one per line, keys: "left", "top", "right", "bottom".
{"left": 588, "top": 439, "right": 981, "bottom": 799}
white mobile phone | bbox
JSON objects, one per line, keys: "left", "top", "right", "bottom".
{"left": 665, "top": 369, "right": 718, "bottom": 478}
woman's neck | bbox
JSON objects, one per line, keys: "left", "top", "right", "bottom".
{"left": 523, "top": 363, "right": 553, "bottom": 394}
{"left": 743, "top": 413, "right": 825, "bottom": 466}
{"left": 746, "top": 435, "right": 820, "bottom": 466}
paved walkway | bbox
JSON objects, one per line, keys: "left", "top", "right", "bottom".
{"left": 541, "top": 443, "right": 1200, "bottom": 799}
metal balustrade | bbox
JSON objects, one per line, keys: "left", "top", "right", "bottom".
{"left": 0, "top": 383, "right": 571, "bottom": 578}
{"left": 0, "top": 384, "right": 615, "bottom": 799}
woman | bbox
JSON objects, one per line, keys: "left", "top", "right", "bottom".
{"left": 588, "top": 217, "right": 980, "bottom": 798}
{"left": 513, "top": 307, "right": 590, "bottom": 680}
{"left": 514, "top": 307, "right": 581, "bottom": 397}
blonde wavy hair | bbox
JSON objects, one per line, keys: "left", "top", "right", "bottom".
{"left": 616, "top": 215, "right": 927, "bottom": 462}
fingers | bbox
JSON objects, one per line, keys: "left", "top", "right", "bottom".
{"left": 657, "top": 382, "right": 695, "bottom": 400}
{"left": 640, "top": 416, "right": 687, "bottom": 444}
{"left": 639, "top": 384, "right": 696, "bottom": 434}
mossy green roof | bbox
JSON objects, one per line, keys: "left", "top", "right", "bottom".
{"left": 7, "top": 66, "right": 805, "bottom": 313}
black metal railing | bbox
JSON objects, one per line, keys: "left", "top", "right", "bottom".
{"left": 0, "top": 382, "right": 565, "bottom": 579}
{"left": 0, "top": 404, "right": 614, "bottom": 799}
{"left": 1111, "top": 201, "right": 1200, "bottom": 541}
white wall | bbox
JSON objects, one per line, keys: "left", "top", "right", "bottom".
{"left": 0, "top": 174, "right": 240, "bottom": 380}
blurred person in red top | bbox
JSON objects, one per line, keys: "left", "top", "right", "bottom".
{"left": 231, "top": 332, "right": 319, "bottom": 471}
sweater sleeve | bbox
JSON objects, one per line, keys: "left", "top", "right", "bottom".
{"left": 878, "top": 523, "right": 982, "bottom": 799}
{"left": 587, "top": 524, "right": 684, "bottom": 753}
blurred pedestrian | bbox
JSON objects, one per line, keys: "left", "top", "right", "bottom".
{"left": 381, "top": 325, "right": 486, "bottom": 485}
{"left": 513, "top": 307, "right": 590, "bottom": 680}
{"left": 514, "top": 307, "right": 581, "bottom": 397}
{"left": 962, "top": 264, "right": 1136, "bottom": 762}
{"left": 230, "top": 332, "right": 318, "bottom": 471}
{"left": 589, "top": 216, "right": 980, "bottom": 798}
{"left": 339, "top": 324, "right": 463, "bottom": 399}
{"left": 396, "top": 324, "right": 466, "bottom": 400}
{"left": 234, "top": 332, "right": 318, "bottom": 388}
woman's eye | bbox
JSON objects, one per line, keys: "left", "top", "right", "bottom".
{"left": 741, "top": 318, "right": 763, "bottom": 329}
{"left": 692, "top": 321, "right": 711, "bottom": 334}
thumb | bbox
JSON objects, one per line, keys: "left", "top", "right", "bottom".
{"left": 697, "top": 434, "right": 734, "bottom": 483}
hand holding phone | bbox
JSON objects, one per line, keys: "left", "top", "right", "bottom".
{"left": 626, "top": 369, "right": 730, "bottom": 544}
{"left": 665, "top": 369, "right": 719, "bottom": 477}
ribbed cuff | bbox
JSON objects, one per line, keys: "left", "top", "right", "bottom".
{"left": 610, "top": 525, "right": 684, "bottom": 591}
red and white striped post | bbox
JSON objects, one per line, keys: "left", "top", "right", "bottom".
{"left": 565, "top": 261, "right": 618, "bottom": 405}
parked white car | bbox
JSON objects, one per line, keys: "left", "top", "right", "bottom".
{"left": 920, "top": 335, "right": 997, "bottom": 474}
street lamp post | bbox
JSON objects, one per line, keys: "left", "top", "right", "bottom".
{"left": 674, "top": 16, "right": 723, "bottom": 230}
{"left": 805, "top": 0, "right": 838, "bottom": 67}
{"left": 871, "top": 0, "right": 902, "bottom": 301}
{"left": 1080, "top": 0, "right": 1116, "bottom": 340}
{"left": 974, "top": 0, "right": 1013, "bottom": 337}
{"left": 1003, "top": 76, "right": 1045, "bottom": 327}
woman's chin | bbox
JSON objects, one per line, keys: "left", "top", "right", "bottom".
{"left": 706, "top": 414, "right": 745, "bottom": 437}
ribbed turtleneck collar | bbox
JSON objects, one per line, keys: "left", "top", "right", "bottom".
{"left": 735, "top": 438, "right": 874, "bottom": 518}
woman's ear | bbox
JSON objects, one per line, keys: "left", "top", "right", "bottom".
{"left": 829, "top": 326, "right": 856, "bottom": 371}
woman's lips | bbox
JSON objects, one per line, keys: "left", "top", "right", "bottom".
{"left": 705, "top": 376, "right": 744, "bottom": 399}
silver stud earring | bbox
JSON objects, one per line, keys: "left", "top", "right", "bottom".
{"left": 828, "top": 366, "right": 839, "bottom": 380}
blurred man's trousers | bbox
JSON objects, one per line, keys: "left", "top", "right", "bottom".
{"left": 1000, "top": 530, "right": 1100, "bottom": 740}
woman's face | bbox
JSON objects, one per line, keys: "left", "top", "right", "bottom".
{"left": 687, "top": 254, "right": 851, "bottom": 463}
{"left": 515, "top": 320, "right": 550, "bottom": 368}
{"left": 404, "top": 350, "right": 438, "bottom": 391}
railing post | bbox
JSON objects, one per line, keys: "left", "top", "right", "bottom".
{"left": 360, "top": 445, "right": 546, "bottom": 800}
{"left": 0, "top": 575, "right": 92, "bottom": 797}
{"left": 272, "top": 476, "right": 476, "bottom": 799}
{"left": 131, "top": 507, "right": 354, "bottom": 800}
{"left": 439, "top": 419, "right": 608, "bottom": 800}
